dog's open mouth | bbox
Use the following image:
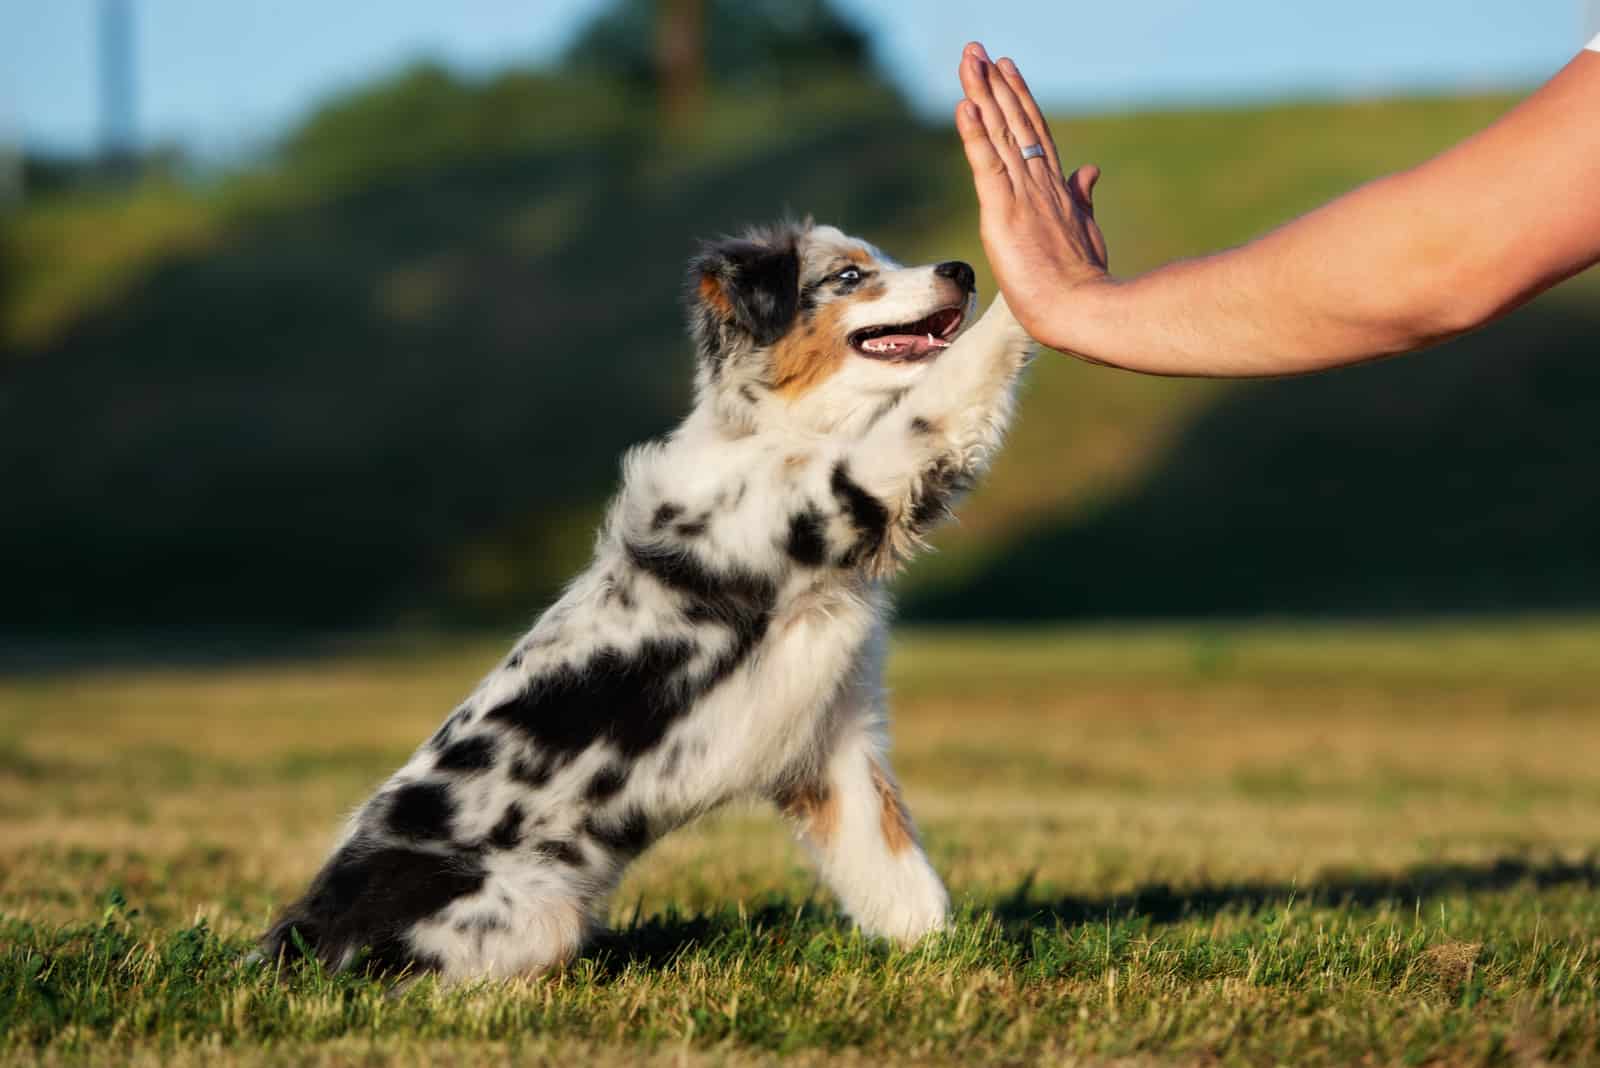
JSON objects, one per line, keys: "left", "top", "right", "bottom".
{"left": 849, "top": 306, "right": 964, "bottom": 362}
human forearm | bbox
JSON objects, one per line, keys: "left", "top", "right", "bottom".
{"left": 959, "top": 45, "right": 1600, "bottom": 378}
{"left": 1051, "top": 172, "right": 1500, "bottom": 377}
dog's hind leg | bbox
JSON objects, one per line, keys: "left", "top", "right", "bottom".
{"left": 774, "top": 693, "right": 949, "bottom": 943}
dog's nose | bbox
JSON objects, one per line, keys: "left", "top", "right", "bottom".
{"left": 934, "top": 260, "right": 976, "bottom": 292}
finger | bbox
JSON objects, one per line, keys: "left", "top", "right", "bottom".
{"left": 984, "top": 60, "right": 1047, "bottom": 183}
{"left": 959, "top": 53, "right": 1026, "bottom": 187}
{"left": 997, "top": 58, "right": 1063, "bottom": 180}
{"left": 956, "top": 99, "right": 1013, "bottom": 203}
{"left": 1069, "top": 164, "right": 1101, "bottom": 213}
{"left": 957, "top": 47, "right": 990, "bottom": 106}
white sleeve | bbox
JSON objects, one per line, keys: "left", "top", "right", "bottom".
{"left": 1589, "top": 32, "right": 1600, "bottom": 52}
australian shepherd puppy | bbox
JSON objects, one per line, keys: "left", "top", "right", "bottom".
{"left": 262, "top": 221, "right": 1034, "bottom": 981}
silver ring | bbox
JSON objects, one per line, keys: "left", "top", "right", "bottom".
{"left": 1019, "top": 143, "right": 1046, "bottom": 161}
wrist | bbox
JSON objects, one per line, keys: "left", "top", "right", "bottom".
{"left": 1026, "top": 271, "right": 1119, "bottom": 360}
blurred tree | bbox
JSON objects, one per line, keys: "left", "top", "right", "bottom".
{"left": 0, "top": 5, "right": 935, "bottom": 628}
{"left": 0, "top": 143, "right": 20, "bottom": 208}
{"left": 567, "top": 0, "right": 881, "bottom": 100}
{"left": 657, "top": 0, "right": 705, "bottom": 129}
{"left": 279, "top": 63, "right": 637, "bottom": 186}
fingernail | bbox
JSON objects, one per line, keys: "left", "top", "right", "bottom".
{"left": 1000, "top": 58, "right": 1019, "bottom": 75}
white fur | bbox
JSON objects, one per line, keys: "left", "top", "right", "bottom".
{"left": 264, "top": 223, "right": 1034, "bottom": 981}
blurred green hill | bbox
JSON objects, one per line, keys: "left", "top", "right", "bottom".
{"left": 2, "top": 33, "right": 1596, "bottom": 628}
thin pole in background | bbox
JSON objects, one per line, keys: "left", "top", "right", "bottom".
{"left": 98, "top": 0, "right": 138, "bottom": 176}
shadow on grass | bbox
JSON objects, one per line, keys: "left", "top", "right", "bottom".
{"left": 584, "top": 855, "right": 1599, "bottom": 974}
{"left": 986, "top": 854, "right": 1599, "bottom": 932}
{"left": 583, "top": 902, "right": 842, "bottom": 977}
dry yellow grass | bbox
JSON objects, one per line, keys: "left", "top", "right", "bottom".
{"left": 3, "top": 622, "right": 1599, "bottom": 1065}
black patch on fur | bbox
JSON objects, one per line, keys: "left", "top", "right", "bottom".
{"left": 627, "top": 542, "right": 776, "bottom": 644}
{"left": 690, "top": 237, "right": 802, "bottom": 347}
{"left": 428, "top": 707, "right": 470, "bottom": 751}
{"left": 585, "top": 762, "right": 630, "bottom": 803}
{"left": 909, "top": 416, "right": 935, "bottom": 435}
{"left": 534, "top": 838, "right": 584, "bottom": 866}
{"left": 697, "top": 310, "right": 726, "bottom": 374}
{"left": 738, "top": 385, "right": 759, "bottom": 405}
{"left": 485, "top": 803, "right": 524, "bottom": 851}
{"left": 651, "top": 503, "right": 683, "bottom": 531}
{"left": 675, "top": 518, "right": 707, "bottom": 538}
{"left": 907, "top": 457, "right": 973, "bottom": 536}
{"left": 798, "top": 279, "right": 824, "bottom": 316}
{"left": 387, "top": 782, "right": 455, "bottom": 840}
{"left": 435, "top": 735, "right": 495, "bottom": 774}
{"left": 830, "top": 461, "right": 889, "bottom": 563}
{"left": 487, "top": 542, "right": 775, "bottom": 763}
{"left": 486, "top": 638, "right": 697, "bottom": 759}
{"left": 260, "top": 840, "right": 485, "bottom": 976}
{"left": 909, "top": 490, "right": 949, "bottom": 532}
{"left": 509, "top": 751, "right": 554, "bottom": 788}
{"left": 586, "top": 809, "right": 652, "bottom": 858}
{"left": 786, "top": 507, "right": 829, "bottom": 567}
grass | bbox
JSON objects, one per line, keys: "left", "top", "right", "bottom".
{"left": 4, "top": 622, "right": 1600, "bottom": 1065}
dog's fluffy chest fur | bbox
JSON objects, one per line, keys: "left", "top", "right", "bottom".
{"left": 504, "top": 424, "right": 890, "bottom": 816}
{"left": 262, "top": 222, "right": 1034, "bottom": 981}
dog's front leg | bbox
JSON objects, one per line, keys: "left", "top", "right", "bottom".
{"left": 876, "top": 291, "right": 1035, "bottom": 459}
{"left": 773, "top": 703, "right": 949, "bottom": 943}
{"left": 834, "top": 295, "right": 1035, "bottom": 574}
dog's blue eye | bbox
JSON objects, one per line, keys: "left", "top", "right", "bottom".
{"left": 837, "top": 268, "right": 861, "bottom": 283}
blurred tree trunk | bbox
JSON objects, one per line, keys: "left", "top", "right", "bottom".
{"left": 657, "top": 0, "right": 704, "bottom": 132}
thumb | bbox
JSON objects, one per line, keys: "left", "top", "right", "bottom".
{"left": 1069, "top": 165, "right": 1101, "bottom": 211}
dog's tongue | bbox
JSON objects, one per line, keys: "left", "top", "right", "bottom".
{"left": 860, "top": 333, "right": 952, "bottom": 359}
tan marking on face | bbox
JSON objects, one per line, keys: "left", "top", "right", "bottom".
{"left": 868, "top": 758, "right": 915, "bottom": 855}
{"left": 845, "top": 247, "right": 874, "bottom": 266}
{"left": 698, "top": 274, "right": 733, "bottom": 318}
{"left": 769, "top": 300, "right": 851, "bottom": 398}
{"left": 777, "top": 780, "right": 837, "bottom": 844}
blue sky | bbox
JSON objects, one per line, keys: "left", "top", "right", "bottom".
{"left": 3, "top": 0, "right": 1594, "bottom": 158}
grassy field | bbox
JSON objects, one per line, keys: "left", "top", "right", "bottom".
{"left": 3, "top": 622, "right": 1599, "bottom": 1066}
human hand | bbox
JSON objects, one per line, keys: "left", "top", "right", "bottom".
{"left": 956, "top": 42, "right": 1111, "bottom": 351}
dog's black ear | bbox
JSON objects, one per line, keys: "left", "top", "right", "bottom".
{"left": 690, "top": 238, "right": 801, "bottom": 347}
